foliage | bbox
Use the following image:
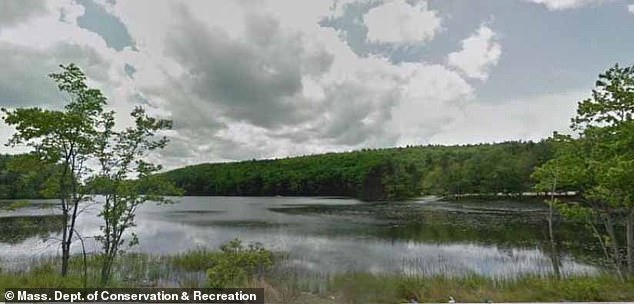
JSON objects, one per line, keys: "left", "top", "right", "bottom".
{"left": 0, "top": 154, "right": 64, "bottom": 199}
{"left": 163, "top": 141, "right": 552, "bottom": 201}
{"left": 206, "top": 239, "right": 274, "bottom": 288}
{"left": 89, "top": 104, "right": 179, "bottom": 285}
{"left": 1, "top": 63, "right": 180, "bottom": 283}
{"left": 2, "top": 63, "right": 107, "bottom": 276}
{"left": 532, "top": 63, "right": 634, "bottom": 279}
{"left": 170, "top": 249, "right": 224, "bottom": 272}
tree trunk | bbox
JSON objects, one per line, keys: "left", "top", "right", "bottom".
{"left": 61, "top": 243, "right": 69, "bottom": 276}
{"left": 589, "top": 221, "right": 623, "bottom": 281}
{"left": 59, "top": 161, "right": 70, "bottom": 277}
{"left": 100, "top": 258, "right": 112, "bottom": 285}
{"left": 548, "top": 174, "right": 561, "bottom": 279}
{"left": 604, "top": 213, "right": 624, "bottom": 280}
{"left": 626, "top": 210, "right": 634, "bottom": 277}
{"left": 61, "top": 204, "right": 70, "bottom": 277}
{"left": 548, "top": 203, "right": 561, "bottom": 279}
{"left": 101, "top": 247, "right": 118, "bottom": 285}
{"left": 75, "top": 231, "right": 88, "bottom": 288}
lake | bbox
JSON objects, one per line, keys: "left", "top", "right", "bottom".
{"left": 0, "top": 196, "right": 599, "bottom": 281}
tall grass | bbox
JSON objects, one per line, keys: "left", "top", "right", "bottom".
{"left": 324, "top": 272, "right": 634, "bottom": 303}
{"left": 1, "top": 252, "right": 633, "bottom": 303}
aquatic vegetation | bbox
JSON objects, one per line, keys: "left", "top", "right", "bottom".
{"left": 206, "top": 239, "right": 274, "bottom": 288}
{"left": 324, "top": 273, "right": 634, "bottom": 303}
{"left": 170, "top": 248, "right": 224, "bottom": 272}
{"left": 1, "top": 250, "right": 633, "bottom": 302}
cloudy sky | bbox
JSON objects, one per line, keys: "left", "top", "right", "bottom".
{"left": 0, "top": 0, "right": 633, "bottom": 168}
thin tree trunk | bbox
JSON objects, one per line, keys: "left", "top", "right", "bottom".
{"left": 75, "top": 230, "right": 88, "bottom": 288}
{"left": 548, "top": 209, "right": 561, "bottom": 279}
{"left": 62, "top": 198, "right": 80, "bottom": 277}
{"left": 101, "top": 255, "right": 115, "bottom": 285}
{"left": 626, "top": 210, "right": 634, "bottom": 277}
{"left": 548, "top": 175, "right": 561, "bottom": 279}
{"left": 63, "top": 158, "right": 81, "bottom": 277}
{"left": 61, "top": 204, "right": 69, "bottom": 276}
{"left": 100, "top": 259, "right": 110, "bottom": 285}
{"left": 603, "top": 213, "right": 624, "bottom": 280}
{"left": 100, "top": 195, "right": 115, "bottom": 285}
{"left": 59, "top": 154, "right": 71, "bottom": 277}
{"left": 589, "top": 221, "right": 623, "bottom": 281}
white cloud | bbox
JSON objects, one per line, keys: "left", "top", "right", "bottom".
{"left": 526, "top": 0, "right": 607, "bottom": 10}
{"left": 429, "top": 90, "right": 585, "bottom": 144}
{"left": 390, "top": 63, "right": 474, "bottom": 146}
{"left": 0, "top": 0, "right": 496, "bottom": 168}
{"left": 628, "top": 4, "right": 634, "bottom": 14}
{"left": 363, "top": 0, "right": 441, "bottom": 44}
{"left": 0, "top": 0, "right": 48, "bottom": 29}
{"left": 0, "top": 0, "right": 160, "bottom": 150}
{"left": 87, "top": 0, "right": 474, "bottom": 166}
{"left": 0, "top": 0, "right": 116, "bottom": 98}
{"left": 2, "top": 0, "right": 593, "bottom": 171}
{"left": 448, "top": 25, "right": 501, "bottom": 81}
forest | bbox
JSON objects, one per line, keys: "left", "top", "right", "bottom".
{"left": 160, "top": 140, "right": 553, "bottom": 201}
{"left": 0, "top": 154, "right": 62, "bottom": 199}
{"left": 1, "top": 140, "right": 554, "bottom": 202}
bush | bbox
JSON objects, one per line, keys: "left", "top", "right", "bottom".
{"left": 206, "top": 239, "right": 274, "bottom": 288}
{"left": 560, "top": 278, "right": 602, "bottom": 301}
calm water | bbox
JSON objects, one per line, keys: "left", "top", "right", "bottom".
{"left": 0, "top": 196, "right": 598, "bottom": 279}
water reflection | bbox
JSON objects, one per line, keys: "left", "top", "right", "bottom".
{"left": 0, "top": 215, "right": 63, "bottom": 244}
{"left": 0, "top": 197, "right": 598, "bottom": 278}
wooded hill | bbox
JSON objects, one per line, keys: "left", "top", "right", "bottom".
{"left": 161, "top": 140, "right": 553, "bottom": 201}
{"left": 0, "top": 141, "right": 553, "bottom": 201}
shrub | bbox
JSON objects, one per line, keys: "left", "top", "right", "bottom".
{"left": 206, "top": 239, "right": 274, "bottom": 288}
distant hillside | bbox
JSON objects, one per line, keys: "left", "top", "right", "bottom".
{"left": 162, "top": 141, "right": 553, "bottom": 201}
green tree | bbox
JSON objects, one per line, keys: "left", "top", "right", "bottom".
{"left": 2, "top": 64, "right": 106, "bottom": 276}
{"left": 0, "top": 153, "right": 63, "bottom": 199}
{"left": 531, "top": 133, "right": 581, "bottom": 280}
{"left": 90, "top": 106, "right": 180, "bottom": 285}
{"left": 534, "top": 64, "right": 634, "bottom": 279}
{"left": 2, "top": 64, "right": 180, "bottom": 284}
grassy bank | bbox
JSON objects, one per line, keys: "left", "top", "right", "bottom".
{"left": 322, "top": 273, "right": 634, "bottom": 303}
{"left": 1, "top": 270, "right": 633, "bottom": 303}
{"left": 1, "top": 250, "right": 634, "bottom": 303}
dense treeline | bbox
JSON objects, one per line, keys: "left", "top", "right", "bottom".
{"left": 0, "top": 154, "right": 61, "bottom": 199}
{"left": 415, "top": 141, "right": 552, "bottom": 195}
{"left": 163, "top": 152, "right": 421, "bottom": 201}
{"left": 163, "top": 140, "right": 553, "bottom": 201}
{"left": 1, "top": 141, "right": 554, "bottom": 201}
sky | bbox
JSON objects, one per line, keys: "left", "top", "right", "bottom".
{"left": 0, "top": 0, "right": 633, "bottom": 169}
